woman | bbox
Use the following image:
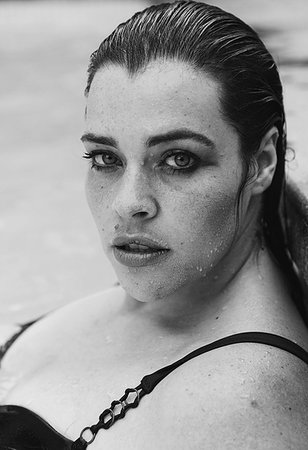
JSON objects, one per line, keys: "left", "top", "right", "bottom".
{"left": 1, "top": 1, "right": 308, "bottom": 449}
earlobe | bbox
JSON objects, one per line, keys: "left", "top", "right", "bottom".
{"left": 251, "top": 126, "right": 278, "bottom": 196}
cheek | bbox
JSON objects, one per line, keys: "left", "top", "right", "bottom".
{"left": 168, "top": 186, "right": 238, "bottom": 261}
{"left": 170, "top": 185, "right": 237, "bottom": 234}
{"left": 85, "top": 172, "right": 112, "bottom": 229}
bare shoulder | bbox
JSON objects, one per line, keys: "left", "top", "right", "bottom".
{"left": 148, "top": 342, "right": 308, "bottom": 450}
{"left": 1, "top": 284, "right": 125, "bottom": 373}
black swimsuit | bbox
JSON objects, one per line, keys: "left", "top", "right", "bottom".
{"left": 0, "top": 325, "right": 308, "bottom": 450}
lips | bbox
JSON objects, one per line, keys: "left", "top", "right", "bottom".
{"left": 112, "top": 235, "right": 170, "bottom": 252}
{"left": 120, "top": 242, "right": 157, "bottom": 253}
{"left": 112, "top": 235, "right": 171, "bottom": 267}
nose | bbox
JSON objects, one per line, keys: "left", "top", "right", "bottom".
{"left": 112, "top": 166, "right": 158, "bottom": 221}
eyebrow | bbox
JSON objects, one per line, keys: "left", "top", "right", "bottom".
{"left": 146, "top": 128, "right": 215, "bottom": 149}
{"left": 80, "top": 133, "right": 117, "bottom": 147}
{"left": 80, "top": 128, "right": 215, "bottom": 150}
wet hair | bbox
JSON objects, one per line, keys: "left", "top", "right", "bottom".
{"left": 85, "top": 1, "right": 306, "bottom": 320}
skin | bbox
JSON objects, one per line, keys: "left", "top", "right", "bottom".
{"left": 84, "top": 60, "right": 264, "bottom": 318}
{"left": 1, "top": 60, "right": 308, "bottom": 449}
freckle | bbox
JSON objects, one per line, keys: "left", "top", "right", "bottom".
{"left": 100, "top": 185, "right": 104, "bottom": 189}
{"left": 215, "top": 316, "right": 219, "bottom": 320}
{"left": 250, "top": 399, "right": 258, "bottom": 408}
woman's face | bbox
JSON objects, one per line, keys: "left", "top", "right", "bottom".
{"left": 83, "top": 60, "right": 252, "bottom": 302}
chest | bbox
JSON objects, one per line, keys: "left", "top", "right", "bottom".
{"left": 1, "top": 333, "right": 193, "bottom": 447}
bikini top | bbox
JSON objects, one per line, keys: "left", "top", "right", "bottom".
{"left": 0, "top": 325, "right": 308, "bottom": 450}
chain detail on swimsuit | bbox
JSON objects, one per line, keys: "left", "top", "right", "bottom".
{"left": 74, "top": 386, "right": 145, "bottom": 449}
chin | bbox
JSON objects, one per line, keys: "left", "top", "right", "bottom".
{"left": 119, "top": 280, "right": 167, "bottom": 303}
{"left": 116, "top": 269, "right": 190, "bottom": 303}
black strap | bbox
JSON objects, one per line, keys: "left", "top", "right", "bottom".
{"left": 0, "top": 319, "right": 39, "bottom": 365}
{"left": 73, "top": 331, "right": 308, "bottom": 448}
{"left": 140, "top": 331, "right": 308, "bottom": 393}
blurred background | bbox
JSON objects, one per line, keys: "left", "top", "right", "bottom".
{"left": 1, "top": 0, "right": 308, "bottom": 331}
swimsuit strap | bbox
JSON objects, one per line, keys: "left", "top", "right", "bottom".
{"left": 141, "top": 331, "right": 308, "bottom": 392}
{"left": 72, "top": 331, "right": 308, "bottom": 449}
{"left": 0, "top": 319, "right": 39, "bottom": 366}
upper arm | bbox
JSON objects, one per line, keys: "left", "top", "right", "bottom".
{"left": 148, "top": 343, "right": 308, "bottom": 449}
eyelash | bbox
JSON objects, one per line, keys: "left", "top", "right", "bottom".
{"left": 82, "top": 149, "right": 199, "bottom": 176}
{"left": 83, "top": 150, "right": 121, "bottom": 173}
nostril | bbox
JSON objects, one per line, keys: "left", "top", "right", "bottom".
{"left": 133, "top": 211, "right": 148, "bottom": 218}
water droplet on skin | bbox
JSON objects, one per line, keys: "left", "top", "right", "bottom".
{"left": 105, "top": 335, "right": 112, "bottom": 344}
{"left": 258, "top": 274, "right": 263, "bottom": 280}
{"left": 114, "top": 224, "right": 119, "bottom": 230}
{"left": 213, "top": 275, "right": 219, "bottom": 280}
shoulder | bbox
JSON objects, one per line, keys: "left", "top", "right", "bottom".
{"left": 1, "top": 285, "right": 126, "bottom": 373}
{"left": 147, "top": 341, "right": 308, "bottom": 449}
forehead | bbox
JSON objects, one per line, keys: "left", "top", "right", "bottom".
{"left": 87, "top": 61, "right": 218, "bottom": 118}
{"left": 85, "top": 60, "right": 237, "bottom": 150}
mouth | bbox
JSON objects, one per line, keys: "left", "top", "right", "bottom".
{"left": 114, "top": 243, "right": 167, "bottom": 253}
{"left": 112, "top": 237, "right": 170, "bottom": 267}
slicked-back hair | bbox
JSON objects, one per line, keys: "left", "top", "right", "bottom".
{"left": 85, "top": 1, "right": 306, "bottom": 320}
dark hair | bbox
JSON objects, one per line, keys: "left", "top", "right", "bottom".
{"left": 85, "top": 1, "right": 305, "bottom": 320}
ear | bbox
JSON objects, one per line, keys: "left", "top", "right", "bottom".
{"left": 250, "top": 126, "right": 278, "bottom": 196}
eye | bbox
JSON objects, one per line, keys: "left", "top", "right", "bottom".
{"left": 93, "top": 152, "right": 118, "bottom": 166}
{"left": 83, "top": 150, "right": 122, "bottom": 171}
{"left": 160, "top": 150, "right": 199, "bottom": 175}
{"left": 165, "top": 152, "right": 194, "bottom": 168}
